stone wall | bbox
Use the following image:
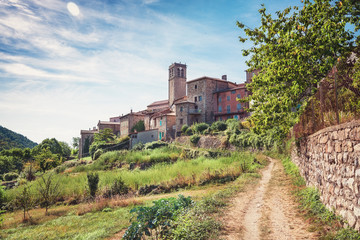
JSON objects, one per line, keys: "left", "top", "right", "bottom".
{"left": 292, "top": 120, "right": 360, "bottom": 230}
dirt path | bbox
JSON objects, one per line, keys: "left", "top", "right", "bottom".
{"left": 221, "top": 158, "right": 317, "bottom": 240}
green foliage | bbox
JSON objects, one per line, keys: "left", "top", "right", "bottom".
{"left": 0, "top": 125, "right": 37, "bottom": 151}
{"left": 190, "top": 134, "right": 200, "bottom": 146}
{"left": 334, "top": 227, "right": 360, "bottom": 240}
{"left": 0, "top": 155, "right": 23, "bottom": 178}
{"left": 298, "top": 187, "right": 337, "bottom": 223}
{"left": 238, "top": 0, "right": 360, "bottom": 138}
{"left": 123, "top": 195, "right": 193, "bottom": 240}
{"left": 109, "top": 177, "right": 129, "bottom": 196}
{"left": 59, "top": 141, "right": 71, "bottom": 158}
{"left": 192, "top": 122, "right": 209, "bottom": 134}
{"left": 171, "top": 209, "right": 220, "bottom": 240}
{"left": 32, "top": 138, "right": 64, "bottom": 158}
{"left": 14, "top": 184, "right": 33, "bottom": 221}
{"left": 93, "top": 149, "right": 104, "bottom": 160}
{"left": 181, "top": 124, "right": 189, "bottom": 134}
{"left": 87, "top": 172, "right": 99, "bottom": 198}
{"left": 144, "top": 141, "right": 168, "bottom": 150}
{"left": 210, "top": 121, "right": 227, "bottom": 132}
{"left": 37, "top": 172, "right": 61, "bottom": 215}
{"left": 35, "top": 148, "right": 60, "bottom": 173}
{"left": 4, "top": 172, "right": 19, "bottom": 181}
{"left": 131, "top": 120, "right": 145, "bottom": 133}
{"left": 94, "top": 128, "right": 115, "bottom": 143}
{"left": 185, "top": 127, "right": 193, "bottom": 136}
{"left": 281, "top": 156, "right": 306, "bottom": 186}
{"left": 0, "top": 184, "right": 6, "bottom": 208}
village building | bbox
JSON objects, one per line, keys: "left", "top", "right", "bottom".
{"left": 79, "top": 62, "right": 254, "bottom": 156}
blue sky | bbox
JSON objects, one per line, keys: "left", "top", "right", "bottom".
{"left": 0, "top": 0, "right": 300, "bottom": 144}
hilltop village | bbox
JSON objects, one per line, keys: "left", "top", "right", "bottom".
{"left": 79, "top": 63, "right": 257, "bottom": 157}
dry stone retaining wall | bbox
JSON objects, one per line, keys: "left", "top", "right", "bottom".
{"left": 292, "top": 120, "right": 360, "bottom": 230}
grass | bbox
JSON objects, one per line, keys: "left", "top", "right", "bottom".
{"left": 5, "top": 152, "right": 261, "bottom": 204}
{"left": 278, "top": 151, "right": 360, "bottom": 239}
{"left": 1, "top": 206, "right": 132, "bottom": 240}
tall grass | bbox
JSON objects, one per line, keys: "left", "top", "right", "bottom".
{"left": 5, "top": 152, "right": 261, "bottom": 203}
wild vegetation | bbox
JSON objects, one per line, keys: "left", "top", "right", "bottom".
{"left": 0, "top": 125, "right": 37, "bottom": 151}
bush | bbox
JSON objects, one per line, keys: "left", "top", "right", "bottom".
{"left": 87, "top": 172, "right": 99, "bottom": 199}
{"left": 93, "top": 149, "right": 103, "bottom": 160}
{"left": 185, "top": 128, "right": 193, "bottom": 136}
{"left": 110, "top": 177, "right": 129, "bottom": 196}
{"left": 0, "top": 185, "right": 6, "bottom": 208}
{"left": 190, "top": 134, "right": 200, "bottom": 146}
{"left": 171, "top": 209, "right": 220, "bottom": 240}
{"left": 211, "top": 121, "right": 227, "bottom": 132}
{"left": 123, "top": 195, "right": 193, "bottom": 240}
{"left": 4, "top": 172, "right": 19, "bottom": 181}
{"left": 181, "top": 124, "right": 189, "bottom": 134}
{"left": 192, "top": 123, "right": 209, "bottom": 134}
{"left": 144, "top": 141, "right": 168, "bottom": 150}
{"left": 132, "top": 142, "right": 144, "bottom": 151}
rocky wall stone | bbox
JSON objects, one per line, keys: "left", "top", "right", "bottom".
{"left": 292, "top": 120, "right": 360, "bottom": 230}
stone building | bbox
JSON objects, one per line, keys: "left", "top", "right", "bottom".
{"left": 97, "top": 120, "right": 120, "bottom": 136}
{"left": 79, "top": 62, "right": 253, "bottom": 154}
{"left": 119, "top": 110, "right": 146, "bottom": 136}
{"left": 79, "top": 128, "right": 98, "bottom": 158}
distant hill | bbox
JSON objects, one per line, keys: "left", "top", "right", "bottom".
{"left": 0, "top": 125, "right": 37, "bottom": 151}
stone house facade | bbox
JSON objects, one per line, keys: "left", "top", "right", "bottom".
{"left": 120, "top": 111, "right": 146, "bottom": 136}
{"left": 97, "top": 121, "right": 120, "bottom": 136}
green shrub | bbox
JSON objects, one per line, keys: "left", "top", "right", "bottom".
{"left": 181, "top": 124, "right": 189, "bottom": 134}
{"left": 110, "top": 177, "right": 128, "bottom": 196}
{"left": 171, "top": 209, "right": 220, "bottom": 240}
{"left": 190, "top": 134, "right": 200, "bottom": 146}
{"left": 87, "top": 172, "right": 99, "bottom": 199}
{"left": 132, "top": 142, "right": 144, "bottom": 151}
{"left": 211, "top": 121, "right": 227, "bottom": 132}
{"left": 0, "top": 185, "right": 6, "bottom": 208}
{"left": 93, "top": 149, "right": 103, "bottom": 160}
{"left": 334, "top": 227, "right": 360, "bottom": 240}
{"left": 123, "top": 195, "right": 193, "bottom": 240}
{"left": 185, "top": 128, "right": 193, "bottom": 136}
{"left": 192, "top": 123, "right": 209, "bottom": 134}
{"left": 4, "top": 172, "right": 19, "bottom": 181}
{"left": 144, "top": 141, "right": 168, "bottom": 150}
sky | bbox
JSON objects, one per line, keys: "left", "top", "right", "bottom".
{"left": 0, "top": 0, "right": 301, "bottom": 145}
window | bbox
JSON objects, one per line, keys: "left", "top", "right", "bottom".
{"left": 160, "top": 120, "right": 162, "bottom": 126}
{"left": 218, "top": 106, "right": 222, "bottom": 112}
{"left": 180, "top": 106, "right": 183, "bottom": 112}
{"left": 218, "top": 96, "right": 221, "bottom": 103}
{"left": 237, "top": 94, "right": 241, "bottom": 99}
{"left": 231, "top": 90, "right": 236, "bottom": 94}
{"left": 237, "top": 103, "right": 241, "bottom": 110}
{"left": 227, "top": 105, "right": 230, "bottom": 113}
{"left": 227, "top": 96, "right": 230, "bottom": 101}
{"left": 219, "top": 117, "right": 222, "bottom": 121}
{"left": 234, "top": 115, "right": 239, "bottom": 120}
{"left": 180, "top": 118, "right": 183, "bottom": 124}
{"left": 195, "top": 96, "right": 197, "bottom": 102}
{"left": 195, "top": 84, "right": 197, "bottom": 89}
{"left": 154, "top": 119, "right": 156, "bottom": 127}
{"left": 177, "top": 68, "right": 181, "bottom": 77}
{"left": 199, "top": 96, "right": 202, "bottom": 101}
{"left": 181, "top": 69, "right": 184, "bottom": 77}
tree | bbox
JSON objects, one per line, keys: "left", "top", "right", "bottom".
{"left": 72, "top": 137, "right": 80, "bottom": 149}
{"left": 131, "top": 120, "right": 145, "bottom": 133}
{"left": 59, "top": 141, "right": 71, "bottom": 158}
{"left": 237, "top": 0, "right": 359, "bottom": 136}
{"left": 14, "top": 185, "right": 33, "bottom": 221}
{"left": 35, "top": 148, "right": 60, "bottom": 173}
{"left": 93, "top": 128, "right": 115, "bottom": 143}
{"left": 37, "top": 172, "right": 60, "bottom": 215}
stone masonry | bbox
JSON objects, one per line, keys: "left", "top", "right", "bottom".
{"left": 292, "top": 120, "right": 360, "bottom": 230}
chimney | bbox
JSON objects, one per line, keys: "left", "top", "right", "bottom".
{"left": 222, "top": 75, "right": 227, "bottom": 81}
{"left": 93, "top": 127, "right": 96, "bottom": 131}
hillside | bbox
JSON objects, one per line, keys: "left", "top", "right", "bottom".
{"left": 0, "top": 125, "right": 37, "bottom": 151}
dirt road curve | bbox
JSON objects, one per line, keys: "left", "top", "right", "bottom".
{"left": 221, "top": 158, "right": 317, "bottom": 240}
